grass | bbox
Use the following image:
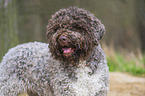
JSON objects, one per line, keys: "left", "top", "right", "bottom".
{"left": 102, "top": 43, "right": 145, "bottom": 77}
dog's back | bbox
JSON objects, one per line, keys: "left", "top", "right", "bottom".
{"left": 0, "top": 42, "right": 52, "bottom": 95}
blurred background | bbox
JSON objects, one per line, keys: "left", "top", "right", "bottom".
{"left": 0, "top": 0, "right": 145, "bottom": 76}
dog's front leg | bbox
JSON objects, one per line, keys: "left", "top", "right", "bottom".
{"left": 87, "top": 45, "right": 109, "bottom": 96}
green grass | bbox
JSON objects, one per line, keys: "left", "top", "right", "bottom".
{"left": 107, "top": 53, "right": 145, "bottom": 76}
{"left": 102, "top": 43, "right": 145, "bottom": 77}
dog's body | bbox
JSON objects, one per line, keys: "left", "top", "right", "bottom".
{"left": 0, "top": 7, "right": 109, "bottom": 96}
{"left": 0, "top": 42, "right": 108, "bottom": 96}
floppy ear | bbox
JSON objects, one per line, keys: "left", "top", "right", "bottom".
{"left": 94, "top": 23, "right": 106, "bottom": 45}
{"left": 98, "top": 23, "right": 106, "bottom": 41}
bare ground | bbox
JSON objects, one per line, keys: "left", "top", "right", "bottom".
{"left": 108, "top": 72, "right": 145, "bottom": 96}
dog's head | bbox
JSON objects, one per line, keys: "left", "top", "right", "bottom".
{"left": 46, "top": 7, "right": 105, "bottom": 64}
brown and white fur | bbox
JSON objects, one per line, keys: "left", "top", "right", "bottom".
{"left": 0, "top": 7, "right": 109, "bottom": 96}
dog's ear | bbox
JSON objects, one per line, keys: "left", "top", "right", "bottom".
{"left": 94, "top": 23, "right": 106, "bottom": 45}
{"left": 98, "top": 23, "right": 106, "bottom": 41}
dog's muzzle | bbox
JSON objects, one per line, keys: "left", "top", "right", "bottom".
{"left": 58, "top": 35, "right": 75, "bottom": 57}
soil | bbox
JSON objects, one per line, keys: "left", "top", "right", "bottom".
{"left": 108, "top": 72, "right": 145, "bottom": 96}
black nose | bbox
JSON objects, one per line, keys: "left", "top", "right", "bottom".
{"left": 58, "top": 36, "right": 68, "bottom": 43}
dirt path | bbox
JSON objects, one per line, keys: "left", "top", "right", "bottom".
{"left": 108, "top": 72, "right": 145, "bottom": 96}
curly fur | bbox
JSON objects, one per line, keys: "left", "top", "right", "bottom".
{"left": 0, "top": 7, "right": 109, "bottom": 96}
{"left": 47, "top": 7, "right": 105, "bottom": 62}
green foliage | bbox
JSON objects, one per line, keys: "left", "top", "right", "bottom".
{"left": 107, "top": 52, "right": 145, "bottom": 77}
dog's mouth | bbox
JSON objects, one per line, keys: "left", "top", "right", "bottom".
{"left": 62, "top": 46, "right": 75, "bottom": 57}
{"left": 62, "top": 48, "right": 74, "bottom": 53}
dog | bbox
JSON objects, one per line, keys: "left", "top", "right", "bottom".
{"left": 0, "top": 7, "right": 109, "bottom": 96}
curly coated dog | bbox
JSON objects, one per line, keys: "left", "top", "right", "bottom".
{"left": 0, "top": 7, "right": 109, "bottom": 96}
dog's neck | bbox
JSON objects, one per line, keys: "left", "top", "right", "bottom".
{"left": 62, "top": 59, "right": 87, "bottom": 68}
{"left": 78, "top": 60, "right": 87, "bottom": 67}
{"left": 61, "top": 59, "right": 88, "bottom": 80}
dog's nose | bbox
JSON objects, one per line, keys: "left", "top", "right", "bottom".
{"left": 58, "top": 36, "right": 68, "bottom": 43}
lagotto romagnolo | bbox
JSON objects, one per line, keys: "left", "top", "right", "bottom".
{"left": 0, "top": 7, "right": 109, "bottom": 96}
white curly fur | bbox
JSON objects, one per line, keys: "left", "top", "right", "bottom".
{"left": 0, "top": 42, "right": 109, "bottom": 96}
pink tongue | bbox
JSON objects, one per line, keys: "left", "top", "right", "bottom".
{"left": 63, "top": 48, "right": 72, "bottom": 53}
